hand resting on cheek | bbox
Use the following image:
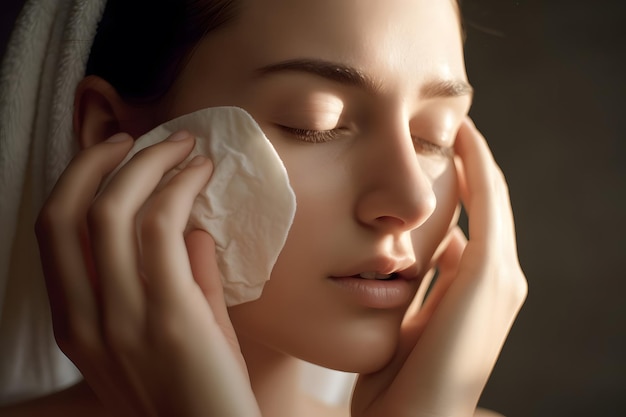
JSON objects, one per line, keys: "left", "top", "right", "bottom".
{"left": 350, "top": 119, "right": 527, "bottom": 417}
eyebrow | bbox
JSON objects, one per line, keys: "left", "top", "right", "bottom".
{"left": 421, "top": 79, "right": 474, "bottom": 99}
{"left": 255, "top": 58, "right": 473, "bottom": 99}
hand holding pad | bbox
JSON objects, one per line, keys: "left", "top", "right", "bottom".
{"left": 106, "top": 107, "right": 296, "bottom": 306}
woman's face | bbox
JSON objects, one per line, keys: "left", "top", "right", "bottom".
{"left": 156, "top": 0, "right": 471, "bottom": 372}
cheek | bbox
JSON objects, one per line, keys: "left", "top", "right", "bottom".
{"left": 433, "top": 159, "right": 460, "bottom": 221}
{"left": 271, "top": 139, "right": 353, "bottom": 231}
{"left": 412, "top": 159, "right": 459, "bottom": 262}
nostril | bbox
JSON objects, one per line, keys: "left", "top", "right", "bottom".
{"left": 374, "top": 216, "right": 406, "bottom": 229}
{"left": 354, "top": 167, "right": 438, "bottom": 232}
{"left": 355, "top": 193, "right": 436, "bottom": 232}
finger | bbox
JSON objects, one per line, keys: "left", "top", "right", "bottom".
{"left": 35, "top": 133, "right": 133, "bottom": 353}
{"left": 435, "top": 226, "right": 467, "bottom": 281}
{"left": 403, "top": 217, "right": 459, "bottom": 325}
{"left": 419, "top": 228, "right": 467, "bottom": 313}
{"left": 454, "top": 118, "right": 502, "bottom": 243}
{"left": 36, "top": 133, "right": 147, "bottom": 416}
{"left": 361, "top": 233, "right": 469, "bottom": 412}
{"left": 455, "top": 119, "right": 517, "bottom": 254}
{"left": 139, "top": 155, "right": 213, "bottom": 302}
{"left": 185, "top": 229, "right": 225, "bottom": 316}
{"left": 185, "top": 229, "right": 241, "bottom": 352}
{"left": 89, "top": 131, "right": 195, "bottom": 340}
{"left": 402, "top": 228, "right": 467, "bottom": 343}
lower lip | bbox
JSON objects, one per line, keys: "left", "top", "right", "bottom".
{"left": 329, "top": 276, "right": 416, "bottom": 309}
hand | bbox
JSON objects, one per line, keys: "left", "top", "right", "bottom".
{"left": 351, "top": 119, "right": 528, "bottom": 417}
{"left": 35, "top": 132, "right": 261, "bottom": 417}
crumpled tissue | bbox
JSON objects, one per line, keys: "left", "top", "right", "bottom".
{"left": 105, "top": 106, "right": 296, "bottom": 306}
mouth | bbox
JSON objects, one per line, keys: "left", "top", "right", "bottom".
{"left": 352, "top": 271, "right": 399, "bottom": 281}
{"left": 328, "top": 272, "right": 416, "bottom": 309}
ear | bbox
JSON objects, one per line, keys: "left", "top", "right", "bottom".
{"left": 73, "top": 75, "right": 154, "bottom": 149}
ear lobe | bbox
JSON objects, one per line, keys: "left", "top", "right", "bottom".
{"left": 73, "top": 75, "right": 153, "bottom": 149}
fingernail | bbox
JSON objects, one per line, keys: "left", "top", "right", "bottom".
{"left": 188, "top": 155, "right": 207, "bottom": 167}
{"left": 167, "top": 130, "right": 192, "bottom": 142}
{"left": 106, "top": 132, "right": 132, "bottom": 143}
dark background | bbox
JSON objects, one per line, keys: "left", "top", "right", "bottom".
{"left": 1, "top": 1, "right": 624, "bottom": 416}
{"left": 462, "top": 1, "right": 626, "bottom": 416}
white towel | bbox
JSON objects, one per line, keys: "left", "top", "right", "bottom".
{"left": 0, "top": 0, "right": 355, "bottom": 407}
{"left": 0, "top": 0, "right": 107, "bottom": 403}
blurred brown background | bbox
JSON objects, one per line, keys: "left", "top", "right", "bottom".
{"left": 2, "top": 1, "right": 624, "bottom": 416}
{"left": 462, "top": 1, "right": 625, "bottom": 416}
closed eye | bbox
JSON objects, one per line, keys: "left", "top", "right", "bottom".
{"left": 412, "top": 136, "right": 454, "bottom": 158}
{"left": 280, "top": 125, "right": 453, "bottom": 157}
{"left": 279, "top": 126, "right": 346, "bottom": 143}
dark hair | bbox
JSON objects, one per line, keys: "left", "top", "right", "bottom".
{"left": 87, "top": 0, "right": 464, "bottom": 102}
{"left": 86, "top": 0, "right": 238, "bottom": 102}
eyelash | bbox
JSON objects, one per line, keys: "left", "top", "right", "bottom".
{"left": 280, "top": 126, "right": 453, "bottom": 158}
{"left": 412, "top": 136, "right": 454, "bottom": 158}
{"left": 280, "top": 126, "right": 344, "bottom": 143}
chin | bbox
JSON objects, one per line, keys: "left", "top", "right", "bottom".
{"left": 231, "top": 287, "right": 408, "bottom": 374}
{"left": 310, "top": 340, "right": 398, "bottom": 375}
{"left": 295, "top": 314, "right": 403, "bottom": 374}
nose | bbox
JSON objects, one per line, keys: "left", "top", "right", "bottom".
{"left": 355, "top": 126, "right": 437, "bottom": 233}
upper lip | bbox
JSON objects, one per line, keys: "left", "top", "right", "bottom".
{"left": 332, "top": 256, "right": 420, "bottom": 281}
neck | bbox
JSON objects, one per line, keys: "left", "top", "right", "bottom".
{"left": 239, "top": 335, "right": 305, "bottom": 417}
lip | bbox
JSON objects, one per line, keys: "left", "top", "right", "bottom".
{"left": 338, "top": 256, "right": 416, "bottom": 278}
{"left": 329, "top": 276, "right": 417, "bottom": 309}
{"left": 329, "top": 256, "right": 422, "bottom": 308}
{"left": 335, "top": 256, "right": 420, "bottom": 281}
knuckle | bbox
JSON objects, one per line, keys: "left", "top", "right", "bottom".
{"left": 493, "top": 264, "right": 528, "bottom": 308}
{"left": 87, "top": 196, "right": 119, "bottom": 235}
{"left": 512, "top": 270, "right": 529, "bottom": 304}
{"left": 52, "top": 321, "right": 73, "bottom": 352}
{"left": 35, "top": 205, "right": 56, "bottom": 239}
{"left": 148, "top": 309, "right": 189, "bottom": 353}
{"left": 102, "top": 320, "right": 140, "bottom": 355}
{"left": 141, "top": 201, "right": 174, "bottom": 241}
{"left": 36, "top": 198, "right": 73, "bottom": 238}
{"left": 54, "top": 315, "right": 101, "bottom": 359}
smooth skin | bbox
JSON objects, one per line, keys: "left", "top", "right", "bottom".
{"left": 2, "top": 0, "right": 527, "bottom": 416}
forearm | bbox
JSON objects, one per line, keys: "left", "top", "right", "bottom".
{"left": 0, "top": 381, "right": 111, "bottom": 417}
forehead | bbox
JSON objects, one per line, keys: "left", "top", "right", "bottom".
{"left": 226, "top": 0, "right": 466, "bottom": 83}
{"left": 168, "top": 0, "right": 467, "bottom": 116}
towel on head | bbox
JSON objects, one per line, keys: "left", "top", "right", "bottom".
{"left": 0, "top": 0, "right": 107, "bottom": 404}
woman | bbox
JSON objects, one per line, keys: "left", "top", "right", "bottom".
{"left": 0, "top": 0, "right": 527, "bottom": 415}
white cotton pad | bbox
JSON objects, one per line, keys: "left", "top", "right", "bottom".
{"left": 106, "top": 106, "right": 296, "bottom": 306}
